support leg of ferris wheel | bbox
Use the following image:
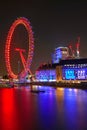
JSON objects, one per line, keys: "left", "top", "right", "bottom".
{"left": 19, "top": 51, "right": 32, "bottom": 75}
{"left": 15, "top": 48, "right": 32, "bottom": 78}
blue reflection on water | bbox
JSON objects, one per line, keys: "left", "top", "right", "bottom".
{"left": 32, "top": 86, "right": 87, "bottom": 130}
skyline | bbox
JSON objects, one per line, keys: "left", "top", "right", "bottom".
{"left": 0, "top": 1, "right": 87, "bottom": 75}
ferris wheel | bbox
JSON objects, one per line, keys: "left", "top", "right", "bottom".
{"left": 5, "top": 17, "right": 34, "bottom": 79}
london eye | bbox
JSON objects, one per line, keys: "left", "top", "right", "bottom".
{"left": 5, "top": 17, "right": 34, "bottom": 79}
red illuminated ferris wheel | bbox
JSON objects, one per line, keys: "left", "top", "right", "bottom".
{"left": 5, "top": 17, "right": 34, "bottom": 79}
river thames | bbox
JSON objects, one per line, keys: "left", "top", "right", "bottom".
{"left": 0, "top": 86, "right": 87, "bottom": 130}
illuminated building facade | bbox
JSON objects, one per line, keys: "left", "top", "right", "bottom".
{"left": 36, "top": 64, "right": 56, "bottom": 82}
{"left": 35, "top": 58, "right": 87, "bottom": 82}
{"left": 62, "top": 58, "right": 87, "bottom": 80}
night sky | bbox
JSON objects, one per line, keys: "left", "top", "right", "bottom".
{"left": 0, "top": 1, "right": 87, "bottom": 76}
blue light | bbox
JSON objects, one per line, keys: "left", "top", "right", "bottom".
{"left": 63, "top": 67, "right": 87, "bottom": 80}
{"left": 52, "top": 48, "right": 62, "bottom": 63}
{"left": 36, "top": 70, "right": 56, "bottom": 82}
{"left": 77, "top": 69, "right": 86, "bottom": 79}
{"left": 65, "top": 69, "right": 75, "bottom": 80}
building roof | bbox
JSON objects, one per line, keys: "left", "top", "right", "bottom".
{"left": 59, "top": 58, "right": 87, "bottom": 65}
{"left": 36, "top": 58, "right": 87, "bottom": 71}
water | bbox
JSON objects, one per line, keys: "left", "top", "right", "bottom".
{"left": 0, "top": 86, "right": 87, "bottom": 130}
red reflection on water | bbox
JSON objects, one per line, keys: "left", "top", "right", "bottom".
{"left": 0, "top": 87, "right": 40, "bottom": 130}
{"left": 1, "top": 88, "right": 19, "bottom": 130}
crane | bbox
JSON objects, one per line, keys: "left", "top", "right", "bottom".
{"left": 76, "top": 36, "right": 80, "bottom": 58}
{"left": 69, "top": 44, "right": 75, "bottom": 58}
